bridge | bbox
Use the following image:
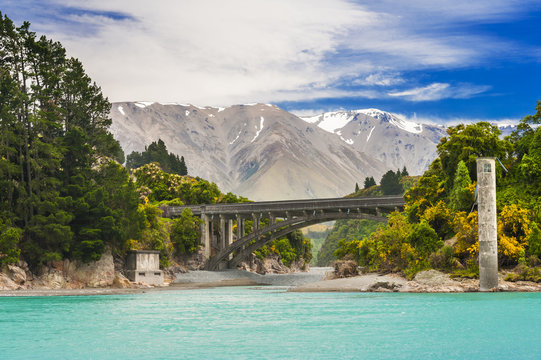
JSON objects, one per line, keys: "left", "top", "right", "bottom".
{"left": 162, "top": 195, "right": 406, "bottom": 270}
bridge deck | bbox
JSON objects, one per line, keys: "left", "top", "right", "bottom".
{"left": 163, "top": 195, "right": 405, "bottom": 219}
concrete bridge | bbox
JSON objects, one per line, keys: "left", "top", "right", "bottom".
{"left": 162, "top": 195, "right": 405, "bottom": 270}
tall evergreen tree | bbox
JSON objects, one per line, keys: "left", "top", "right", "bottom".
{"left": 449, "top": 160, "right": 474, "bottom": 212}
{"left": 380, "top": 170, "right": 403, "bottom": 195}
{"left": 364, "top": 176, "right": 376, "bottom": 189}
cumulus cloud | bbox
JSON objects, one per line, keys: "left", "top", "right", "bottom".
{"left": 6, "top": 0, "right": 540, "bottom": 105}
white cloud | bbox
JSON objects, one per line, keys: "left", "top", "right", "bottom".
{"left": 388, "top": 83, "right": 490, "bottom": 101}
{"left": 13, "top": 0, "right": 539, "bottom": 105}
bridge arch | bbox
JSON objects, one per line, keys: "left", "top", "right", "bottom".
{"left": 224, "top": 212, "right": 385, "bottom": 270}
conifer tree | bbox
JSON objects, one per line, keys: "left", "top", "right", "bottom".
{"left": 449, "top": 160, "right": 474, "bottom": 212}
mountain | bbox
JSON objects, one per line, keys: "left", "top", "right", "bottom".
{"left": 301, "top": 109, "right": 447, "bottom": 176}
{"left": 110, "top": 102, "right": 388, "bottom": 200}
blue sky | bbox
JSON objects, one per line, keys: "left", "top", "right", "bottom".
{"left": 2, "top": 0, "right": 540, "bottom": 123}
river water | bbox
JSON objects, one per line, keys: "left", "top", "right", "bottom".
{"left": 1, "top": 273, "right": 541, "bottom": 359}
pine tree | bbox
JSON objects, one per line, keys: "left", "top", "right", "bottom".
{"left": 364, "top": 176, "right": 376, "bottom": 189}
{"left": 401, "top": 166, "right": 409, "bottom": 176}
{"left": 449, "top": 160, "right": 473, "bottom": 212}
{"left": 355, "top": 182, "right": 360, "bottom": 193}
{"left": 380, "top": 170, "right": 403, "bottom": 195}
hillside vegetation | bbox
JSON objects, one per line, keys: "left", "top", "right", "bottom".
{"left": 331, "top": 108, "right": 541, "bottom": 280}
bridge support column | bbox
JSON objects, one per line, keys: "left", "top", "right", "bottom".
{"left": 252, "top": 213, "right": 260, "bottom": 231}
{"left": 227, "top": 219, "right": 233, "bottom": 260}
{"left": 201, "top": 214, "right": 211, "bottom": 259}
{"left": 477, "top": 157, "right": 498, "bottom": 291}
{"left": 236, "top": 216, "right": 244, "bottom": 239}
{"left": 220, "top": 216, "right": 226, "bottom": 250}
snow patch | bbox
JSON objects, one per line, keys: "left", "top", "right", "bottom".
{"left": 244, "top": 103, "right": 258, "bottom": 106}
{"left": 366, "top": 127, "right": 375, "bottom": 142}
{"left": 317, "top": 112, "right": 355, "bottom": 133}
{"left": 301, "top": 114, "right": 322, "bottom": 124}
{"left": 251, "top": 117, "right": 265, "bottom": 143}
{"left": 358, "top": 109, "right": 423, "bottom": 134}
{"left": 218, "top": 107, "right": 225, "bottom": 112}
{"left": 135, "top": 101, "right": 154, "bottom": 108}
{"left": 185, "top": 110, "right": 190, "bottom": 116}
{"left": 117, "top": 105, "right": 125, "bottom": 116}
{"left": 229, "top": 130, "right": 242, "bottom": 145}
{"left": 340, "top": 136, "right": 354, "bottom": 145}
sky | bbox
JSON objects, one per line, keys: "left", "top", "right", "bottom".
{"left": 2, "top": 0, "right": 541, "bottom": 124}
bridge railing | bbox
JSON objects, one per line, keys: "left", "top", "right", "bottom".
{"left": 163, "top": 195, "right": 405, "bottom": 218}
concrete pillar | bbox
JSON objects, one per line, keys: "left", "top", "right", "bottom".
{"left": 252, "top": 213, "right": 260, "bottom": 231}
{"left": 477, "top": 157, "right": 498, "bottom": 291}
{"left": 236, "top": 215, "right": 243, "bottom": 239}
{"left": 227, "top": 219, "right": 233, "bottom": 260}
{"left": 269, "top": 213, "right": 276, "bottom": 224}
{"left": 220, "top": 216, "right": 226, "bottom": 249}
{"left": 201, "top": 214, "right": 211, "bottom": 259}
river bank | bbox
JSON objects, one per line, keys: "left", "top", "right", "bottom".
{"left": 2, "top": 267, "right": 541, "bottom": 296}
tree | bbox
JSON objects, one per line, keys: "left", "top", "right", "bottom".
{"left": 355, "top": 182, "right": 360, "bottom": 193}
{"left": 380, "top": 170, "right": 403, "bottom": 195}
{"left": 364, "top": 176, "right": 376, "bottom": 189}
{"left": 126, "top": 139, "right": 187, "bottom": 175}
{"left": 170, "top": 209, "right": 202, "bottom": 255}
{"left": 437, "top": 122, "right": 512, "bottom": 185}
{"left": 401, "top": 166, "right": 409, "bottom": 177}
{"left": 449, "top": 160, "right": 474, "bottom": 212}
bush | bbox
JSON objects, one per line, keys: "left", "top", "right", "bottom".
{"left": 170, "top": 209, "right": 202, "bottom": 256}
{"left": 429, "top": 245, "right": 458, "bottom": 271}
{"left": 0, "top": 221, "right": 22, "bottom": 266}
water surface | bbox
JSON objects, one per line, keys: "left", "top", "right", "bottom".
{"left": 1, "top": 288, "right": 540, "bottom": 359}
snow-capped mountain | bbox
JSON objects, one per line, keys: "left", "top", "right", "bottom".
{"left": 301, "top": 109, "right": 447, "bottom": 175}
{"left": 110, "top": 102, "right": 388, "bottom": 200}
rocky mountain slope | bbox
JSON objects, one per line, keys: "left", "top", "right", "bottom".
{"left": 301, "top": 109, "right": 447, "bottom": 175}
{"left": 110, "top": 102, "right": 388, "bottom": 200}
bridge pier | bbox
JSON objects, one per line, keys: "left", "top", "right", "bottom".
{"left": 202, "top": 214, "right": 211, "bottom": 259}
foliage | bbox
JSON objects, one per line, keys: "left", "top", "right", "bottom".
{"left": 364, "top": 176, "right": 376, "bottom": 189}
{"left": 497, "top": 204, "right": 531, "bottom": 265}
{"left": 126, "top": 139, "right": 187, "bottom": 175}
{"left": 170, "top": 209, "right": 202, "bottom": 256}
{"left": 504, "top": 265, "right": 541, "bottom": 283}
{"left": 0, "top": 15, "right": 137, "bottom": 269}
{"left": 0, "top": 220, "right": 22, "bottom": 265}
{"left": 421, "top": 201, "right": 454, "bottom": 240}
{"left": 437, "top": 122, "right": 512, "bottom": 186}
{"left": 453, "top": 211, "right": 478, "bottom": 261}
{"left": 317, "top": 219, "right": 380, "bottom": 266}
{"left": 449, "top": 160, "right": 474, "bottom": 212}
{"left": 429, "top": 246, "right": 458, "bottom": 271}
{"left": 380, "top": 169, "right": 403, "bottom": 195}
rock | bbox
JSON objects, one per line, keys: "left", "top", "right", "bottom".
{"left": 36, "top": 269, "right": 67, "bottom": 289}
{"left": 7, "top": 265, "right": 26, "bottom": 285}
{"left": 368, "top": 281, "right": 401, "bottom": 292}
{"left": 332, "top": 260, "right": 359, "bottom": 278}
{"left": 414, "top": 270, "right": 455, "bottom": 286}
{"left": 0, "top": 273, "right": 21, "bottom": 290}
{"left": 113, "top": 271, "right": 131, "bottom": 288}
{"left": 64, "top": 250, "right": 115, "bottom": 287}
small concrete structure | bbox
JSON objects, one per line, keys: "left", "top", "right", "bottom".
{"left": 477, "top": 157, "right": 498, "bottom": 291}
{"left": 126, "top": 250, "right": 164, "bottom": 285}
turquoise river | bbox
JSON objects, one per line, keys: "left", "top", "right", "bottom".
{"left": 1, "top": 287, "right": 541, "bottom": 359}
